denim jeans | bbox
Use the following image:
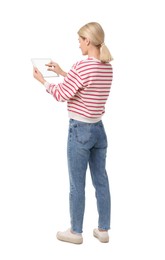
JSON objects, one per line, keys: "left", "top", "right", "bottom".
{"left": 67, "top": 119, "right": 111, "bottom": 233}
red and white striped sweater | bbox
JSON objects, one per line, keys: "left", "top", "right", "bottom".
{"left": 45, "top": 57, "right": 113, "bottom": 123}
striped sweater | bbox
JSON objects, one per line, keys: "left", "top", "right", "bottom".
{"left": 45, "top": 57, "right": 113, "bottom": 123}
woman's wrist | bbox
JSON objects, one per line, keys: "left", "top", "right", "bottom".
{"left": 61, "top": 71, "right": 67, "bottom": 77}
{"left": 41, "top": 79, "right": 46, "bottom": 85}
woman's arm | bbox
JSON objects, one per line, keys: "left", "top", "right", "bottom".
{"left": 33, "top": 63, "right": 83, "bottom": 102}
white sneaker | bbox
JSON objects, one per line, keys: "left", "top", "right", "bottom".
{"left": 56, "top": 228, "right": 83, "bottom": 244}
{"left": 93, "top": 228, "right": 109, "bottom": 243}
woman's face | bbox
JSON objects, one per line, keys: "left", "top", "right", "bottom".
{"left": 78, "top": 36, "right": 88, "bottom": 55}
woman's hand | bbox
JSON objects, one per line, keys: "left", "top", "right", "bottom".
{"left": 45, "top": 61, "right": 67, "bottom": 77}
{"left": 33, "top": 67, "right": 46, "bottom": 84}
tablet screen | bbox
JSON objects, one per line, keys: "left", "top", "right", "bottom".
{"left": 31, "top": 58, "right": 59, "bottom": 77}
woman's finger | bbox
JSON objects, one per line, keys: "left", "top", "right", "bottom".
{"left": 45, "top": 63, "right": 52, "bottom": 67}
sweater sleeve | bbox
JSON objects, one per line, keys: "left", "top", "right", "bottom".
{"left": 44, "top": 67, "right": 84, "bottom": 102}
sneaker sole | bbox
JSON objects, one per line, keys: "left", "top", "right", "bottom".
{"left": 93, "top": 230, "right": 109, "bottom": 243}
{"left": 56, "top": 233, "right": 83, "bottom": 244}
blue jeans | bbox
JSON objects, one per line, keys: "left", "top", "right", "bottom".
{"left": 67, "top": 119, "right": 111, "bottom": 233}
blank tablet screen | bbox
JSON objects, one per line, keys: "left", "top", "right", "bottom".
{"left": 31, "top": 58, "right": 59, "bottom": 77}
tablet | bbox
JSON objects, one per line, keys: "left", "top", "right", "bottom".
{"left": 31, "top": 58, "right": 59, "bottom": 77}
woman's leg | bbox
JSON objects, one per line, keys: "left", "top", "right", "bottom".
{"left": 67, "top": 119, "right": 91, "bottom": 233}
{"left": 89, "top": 122, "right": 111, "bottom": 230}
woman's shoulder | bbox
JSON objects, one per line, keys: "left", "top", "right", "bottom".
{"left": 72, "top": 58, "right": 93, "bottom": 70}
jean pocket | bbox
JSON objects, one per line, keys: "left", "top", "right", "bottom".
{"left": 75, "top": 124, "right": 91, "bottom": 144}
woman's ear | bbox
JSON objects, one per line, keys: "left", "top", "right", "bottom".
{"left": 85, "top": 38, "right": 90, "bottom": 46}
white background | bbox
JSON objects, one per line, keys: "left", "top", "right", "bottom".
{"left": 0, "top": 0, "right": 165, "bottom": 259}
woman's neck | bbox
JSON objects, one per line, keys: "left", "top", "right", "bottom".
{"left": 87, "top": 47, "right": 100, "bottom": 60}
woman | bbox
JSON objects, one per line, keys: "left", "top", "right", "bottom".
{"left": 33, "top": 22, "right": 113, "bottom": 244}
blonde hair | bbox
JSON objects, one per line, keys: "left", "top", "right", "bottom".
{"left": 78, "top": 22, "right": 113, "bottom": 63}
